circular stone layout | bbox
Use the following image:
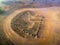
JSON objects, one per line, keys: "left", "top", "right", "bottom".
{"left": 11, "top": 10, "right": 45, "bottom": 39}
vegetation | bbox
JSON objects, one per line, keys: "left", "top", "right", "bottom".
{"left": 0, "top": 7, "right": 5, "bottom": 14}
